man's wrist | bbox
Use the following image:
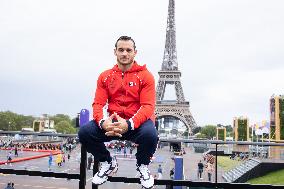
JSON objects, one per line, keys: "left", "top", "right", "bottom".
{"left": 126, "top": 119, "right": 134, "bottom": 130}
{"left": 99, "top": 119, "right": 105, "bottom": 129}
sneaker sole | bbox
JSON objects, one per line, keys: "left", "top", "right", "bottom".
{"left": 142, "top": 186, "right": 154, "bottom": 189}
{"left": 92, "top": 181, "right": 106, "bottom": 185}
{"left": 92, "top": 165, "right": 118, "bottom": 185}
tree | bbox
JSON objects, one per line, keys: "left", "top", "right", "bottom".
{"left": 183, "top": 130, "right": 189, "bottom": 137}
{"left": 200, "top": 125, "right": 217, "bottom": 139}
{"left": 224, "top": 125, "right": 233, "bottom": 137}
{"left": 55, "top": 120, "right": 77, "bottom": 134}
{"left": 225, "top": 125, "right": 233, "bottom": 133}
{"left": 71, "top": 117, "right": 77, "bottom": 128}
{"left": 196, "top": 133, "right": 206, "bottom": 138}
{"left": 49, "top": 114, "right": 71, "bottom": 125}
{"left": 0, "top": 111, "right": 33, "bottom": 131}
{"left": 0, "top": 111, "right": 78, "bottom": 132}
{"left": 192, "top": 126, "right": 202, "bottom": 134}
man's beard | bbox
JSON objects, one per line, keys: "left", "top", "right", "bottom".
{"left": 117, "top": 57, "right": 133, "bottom": 65}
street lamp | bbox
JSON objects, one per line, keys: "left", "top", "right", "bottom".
{"left": 8, "top": 121, "right": 11, "bottom": 131}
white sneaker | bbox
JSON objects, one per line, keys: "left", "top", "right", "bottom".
{"left": 92, "top": 157, "right": 118, "bottom": 185}
{"left": 137, "top": 164, "right": 154, "bottom": 189}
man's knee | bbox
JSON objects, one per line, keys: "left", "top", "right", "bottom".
{"left": 146, "top": 130, "right": 158, "bottom": 142}
{"left": 78, "top": 126, "right": 86, "bottom": 141}
{"left": 140, "top": 121, "right": 158, "bottom": 143}
{"left": 78, "top": 121, "right": 96, "bottom": 142}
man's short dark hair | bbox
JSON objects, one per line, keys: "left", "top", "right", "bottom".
{"left": 115, "top": 36, "right": 136, "bottom": 50}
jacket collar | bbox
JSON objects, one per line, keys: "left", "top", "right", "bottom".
{"left": 112, "top": 61, "right": 146, "bottom": 73}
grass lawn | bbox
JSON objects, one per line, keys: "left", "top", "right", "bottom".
{"left": 247, "top": 169, "right": 284, "bottom": 185}
{"left": 217, "top": 156, "right": 242, "bottom": 171}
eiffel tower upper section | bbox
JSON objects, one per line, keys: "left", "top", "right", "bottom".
{"left": 155, "top": 0, "right": 196, "bottom": 131}
{"left": 162, "top": 0, "right": 178, "bottom": 71}
{"left": 156, "top": 0, "right": 185, "bottom": 103}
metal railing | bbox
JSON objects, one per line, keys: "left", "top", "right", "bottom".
{"left": 1, "top": 131, "right": 284, "bottom": 189}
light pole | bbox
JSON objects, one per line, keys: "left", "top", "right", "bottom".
{"left": 8, "top": 121, "right": 11, "bottom": 131}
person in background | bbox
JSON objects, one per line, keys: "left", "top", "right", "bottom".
{"left": 62, "top": 154, "right": 66, "bottom": 164}
{"left": 87, "top": 155, "right": 93, "bottom": 170}
{"left": 170, "top": 168, "right": 174, "bottom": 179}
{"left": 7, "top": 151, "right": 12, "bottom": 166}
{"left": 157, "top": 164, "right": 163, "bottom": 179}
{"left": 48, "top": 153, "right": 53, "bottom": 170}
{"left": 182, "top": 147, "right": 186, "bottom": 155}
{"left": 205, "top": 162, "right": 213, "bottom": 182}
{"left": 197, "top": 160, "right": 204, "bottom": 179}
{"left": 123, "top": 146, "right": 127, "bottom": 158}
{"left": 56, "top": 153, "right": 62, "bottom": 167}
{"left": 4, "top": 182, "right": 14, "bottom": 189}
{"left": 14, "top": 146, "right": 18, "bottom": 157}
{"left": 129, "top": 146, "right": 133, "bottom": 158}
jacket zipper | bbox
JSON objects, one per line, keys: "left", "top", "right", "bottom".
{"left": 121, "top": 72, "right": 126, "bottom": 116}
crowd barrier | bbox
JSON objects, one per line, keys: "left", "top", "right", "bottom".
{"left": 0, "top": 131, "right": 284, "bottom": 189}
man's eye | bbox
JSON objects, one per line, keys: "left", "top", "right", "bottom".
{"left": 118, "top": 49, "right": 124, "bottom": 52}
{"left": 126, "top": 49, "right": 132, "bottom": 53}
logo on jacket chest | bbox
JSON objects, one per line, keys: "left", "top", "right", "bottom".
{"left": 129, "top": 82, "right": 136, "bottom": 87}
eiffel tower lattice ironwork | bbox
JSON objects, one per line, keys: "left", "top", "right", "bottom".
{"left": 155, "top": 0, "right": 196, "bottom": 133}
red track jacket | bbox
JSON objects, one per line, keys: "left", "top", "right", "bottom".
{"left": 92, "top": 61, "right": 156, "bottom": 129}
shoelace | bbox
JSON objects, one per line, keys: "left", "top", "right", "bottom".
{"left": 98, "top": 161, "right": 111, "bottom": 176}
{"left": 139, "top": 165, "right": 150, "bottom": 180}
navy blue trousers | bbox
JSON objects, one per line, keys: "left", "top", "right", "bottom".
{"left": 78, "top": 119, "right": 158, "bottom": 166}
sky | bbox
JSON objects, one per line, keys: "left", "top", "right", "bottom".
{"left": 0, "top": 0, "right": 284, "bottom": 126}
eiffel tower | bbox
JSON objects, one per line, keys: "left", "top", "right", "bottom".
{"left": 155, "top": 0, "right": 196, "bottom": 134}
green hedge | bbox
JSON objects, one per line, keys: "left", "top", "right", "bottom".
{"left": 238, "top": 119, "right": 247, "bottom": 141}
{"left": 270, "top": 126, "right": 276, "bottom": 140}
{"left": 280, "top": 98, "right": 284, "bottom": 140}
{"left": 218, "top": 128, "right": 225, "bottom": 141}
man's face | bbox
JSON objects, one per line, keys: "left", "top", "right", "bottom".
{"left": 114, "top": 40, "right": 137, "bottom": 66}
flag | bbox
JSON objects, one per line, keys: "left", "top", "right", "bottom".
{"left": 265, "top": 121, "right": 270, "bottom": 128}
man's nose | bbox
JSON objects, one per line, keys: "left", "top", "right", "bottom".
{"left": 121, "top": 50, "right": 128, "bottom": 55}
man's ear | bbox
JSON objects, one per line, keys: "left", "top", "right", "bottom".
{"left": 114, "top": 49, "right": 117, "bottom": 56}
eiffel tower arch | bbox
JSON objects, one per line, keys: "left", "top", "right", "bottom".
{"left": 155, "top": 0, "right": 196, "bottom": 135}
